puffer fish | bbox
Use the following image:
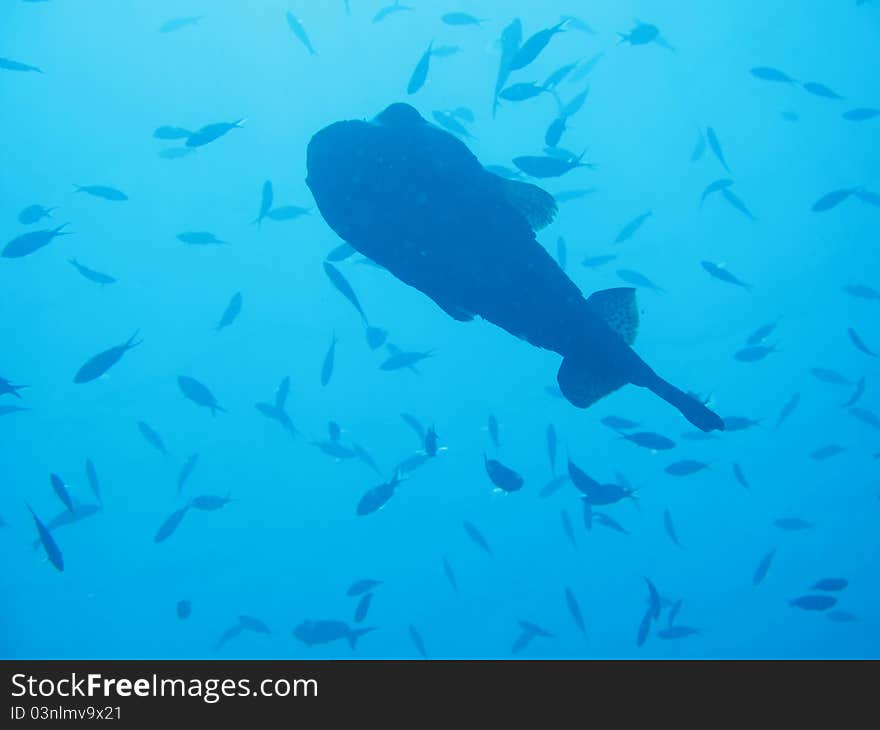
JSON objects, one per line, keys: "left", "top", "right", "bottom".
{"left": 306, "top": 104, "right": 723, "bottom": 431}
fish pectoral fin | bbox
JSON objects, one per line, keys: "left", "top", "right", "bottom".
{"left": 557, "top": 355, "right": 627, "bottom": 408}
{"left": 586, "top": 287, "right": 639, "bottom": 345}
{"left": 498, "top": 178, "right": 558, "bottom": 230}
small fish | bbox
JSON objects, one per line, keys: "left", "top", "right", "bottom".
{"left": 734, "top": 345, "right": 776, "bottom": 362}
{"left": 706, "top": 127, "right": 730, "bottom": 173}
{"left": 73, "top": 331, "right": 141, "bottom": 383}
{"left": 691, "top": 130, "right": 706, "bottom": 162}
{"left": 847, "top": 328, "right": 876, "bottom": 357}
{"left": 750, "top": 67, "right": 797, "bottom": 84}
{"left": 424, "top": 426, "right": 439, "bottom": 457}
{"left": 178, "top": 376, "right": 226, "bottom": 416}
{"left": 18, "top": 204, "right": 56, "bottom": 224}
{"left": 809, "top": 368, "right": 851, "bottom": 386}
{"left": 432, "top": 111, "right": 474, "bottom": 139}
{"left": 486, "top": 414, "right": 501, "bottom": 450}
{"left": 326, "top": 242, "right": 356, "bottom": 262}
{"left": 380, "top": 349, "right": 433, "bottom": 371}
{"left": 138, "top": 421, "right": 169, "bottom": 455}
{"left": 266, "top": 205, "right": 310, "bottom": 221}
{"left": 27, "top": 504, "right": 63, "bottom": 571}
{"left": 462, "top": 520, "right": 493, "bottom": 557}
{"left": 69, "top": 259, "right": 116, "bottom": 285}
{"left": 774, "top": 517, "right": 812, "bottom": 531}
{"left": 664, "top": 460, "right": 708, "bottom": 476}
{"left": 663, "top": 509, "right": 684, "bottom": 548}
{"left": 811, "top": 578, "right": 848, "bottom": 592}
{"left": 74, "top": 184, "right": 127, "bottom": 201}
{"left": 595, "top": 512, "right": 629, "bottom": 535}
{"left": 442, "top": 557, "right": 458, "bottom": 593}
{"left": 809, "top": 444, "right": 845, "bottom": 461}
{"left": 177, "top": 453, "right": 199, "bottom": 493}
{"left": 353, "top": 593, "right": 373, "bottom": 623}
{"left": 492, "top": 19, "right": 522, "bottom": 116}
{"left": 564, "top": 587, "right": 587, "bottom": 638}
{"left": 185, "top": 119, "right": 245, "bottom": 148}
{"left": 555, "top": 189, "right": 596, "bottom": 204}
{"left": 701, "top": 261, "right": 751, "bottom": 291}
{"left": 543, "top": 61, "right": 580, "bottom": 91}
{"left": 178, "top": 231, "right": 225, "bottom": 245}
{"left": 560, "top": 510, "right": 576, "bottom": 549}
{"left": 191, "top": 494, "right": 231, "bottom": 511}
{"left": 324, "top": 262, "right": 367, "bottom": 323}
{"left": 215, "top": 292, "right": 242, "bottom": 332}
{"left": 159, "top": 17, "right": 201, "bottom": 33}
{"left": 285, "top": 11, "right": 316, "bottom": 55}
{"left": 620, "top": 431, "right": 676, "bottom": 450}
{"left": 0, "top": 57, "right": 43, "bottom": 73}
{"left": 657, "top": 626, "right": 700, "bottom": 639}
{"left": 3, "top": 223, "right": 71, "bottom": 258}
{"left": 636, "top": 609, "right": 652, "bottom": 647}
{"left": 843, "top": 284, "right": 880, "bottom": 301}
{"left": 841, "top": 378, "right": 866, "bottom": 409}
{"left": 601, "top": 415, "right": 640, "bottom": 430}
{"left": 176, "top": 600, "right": 192, "bottom": 619}
{"left": 441, "top": 12, "right": 484, "bottom": 26}
{"left": 812, "top": 188, "right": 856, "bottom": 213}
{"left": 732, "top": 462, "right": 750, "bottom": 491}
{"left": 538, "top": 474, "right": 569, "bottom": 498}
{"left": 512, "top": 154, "right": 592, "bottom": 178}
{"left": 753, "top": 549, "right": 775, "bottom": 586}
{"left": 850, "top": 407, "right": 880, "bottom": 430}
{"left": 85, "top": 459, "right": 102, "bottom": 505}
{"left": 154, "top": 505, "right": 189, "bottom": 543}
{"left": 484, "top": 456, "right": 523, "bottom": 492}
{"left": 616, "top": 268, "right": 664, "bottom": 292}
{"left": 509, "top": 20, "right": 566, "bottom": 72}
{"left": 789, "top": 595, "right": 836, "bottom": 612}
{"left": 153, "top": 125, "right": 193, "bottom": 140}
{"left": 776, "top": 393, "right": 800, "bottom": 427}
{"left": 802, "top": 82, "right": 843, "bottom": 100}
{"left": 408, "top": 625, "right": 427, "bottom": 658}
{"left": 373, "top": 2, "right": 412, "bottom": 23}
{"left": 614, "top": 211, "right": 652, "bottom": 244}
{"left": 499, "top": 81, "right": 548, "bottom": 102}
{"left": 346, "top": 579, "right": 382, "bottom": 597}
{"left": 49, "top": 473, "right": 75, "bottom": 515}
{"left": 842, "top": 108, "right": 879, "bottom": 122}
{"left": 699, "top": 178, "right": 734, "bottom": 206}
{"left": 356, "top": 473, "right": 402, "bottom": 516}
{"left": 827, "top": 611, "right": 858, "bottom": 623}
{"left": 720, "top": 188, "right": 756, "bottom": 220}
{"left": 407, "top": 41, "right": 433, "bottom": 95}
{"left": 746, "top": 320, "right": 779, "bottom": 346}
{"left": 723, "top": 416, "right": 761, "bottom": 430}
{"left": 321, "top": 333, "right": 338, "bottom": 386}
{"left": 252, "top": 180, "right": 273, "bottom": 226}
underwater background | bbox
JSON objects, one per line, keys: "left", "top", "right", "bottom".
{"left": 2, "top": 0, "right": 879, "bottom": 659}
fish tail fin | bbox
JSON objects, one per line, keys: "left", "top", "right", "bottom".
{"left": 639, "top": 372, "right": 725, "bottom": 432}
{"left": 348, "top": 627, "right": 375, "bottom": 650}
{"left": 127, "top": 329, "right": 142, "bottom": 348}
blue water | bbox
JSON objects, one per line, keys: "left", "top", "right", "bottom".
{"left": 2, "top": 0, "right": 879, "bottom": 659}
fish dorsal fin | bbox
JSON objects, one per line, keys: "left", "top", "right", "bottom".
{"left": 499, "top": 178, "right": 558, "bottom": 230}
{"left": 587, "top": 287, "right": 639, "bottom": 345}
{"left": 557, "top": 355, "right": 627, "bottom": 408}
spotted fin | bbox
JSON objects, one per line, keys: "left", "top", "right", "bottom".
{"left": 587, "top": 287, "right": 639, "bottom": 345}
{"left": 500, "top": 178, "right": 558, "bottom": 230}
{"left": 557, "top": 355, "right": 627, "bottom": 408}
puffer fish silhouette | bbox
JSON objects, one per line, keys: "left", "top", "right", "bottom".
{"left": 306, "top": 103, "right": 723, "bottom": 432}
